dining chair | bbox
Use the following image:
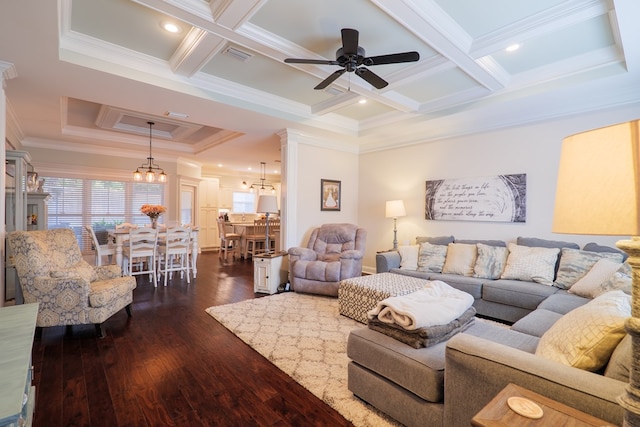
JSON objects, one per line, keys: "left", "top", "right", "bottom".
{"left": 84, "top": 225, "right": 116, "bottom": 266}
{"left": 217, "top": 218, "right": 241, "bottom": 260}
{"left": 123, "top": 227, "right": 158, "bottom": 286}
{"left": 244, "top": 223, "right": 267, "bottom": 259}
{"left": 157, "top": 226, "right": 191, "bottom": 287}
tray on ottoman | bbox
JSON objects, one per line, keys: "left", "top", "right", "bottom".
{"left": 338, "top": 272, "right": 428, "bottom": 323}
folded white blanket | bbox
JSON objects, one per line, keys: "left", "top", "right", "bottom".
{"left": 367, "top": 280, "right": 474, "bottom": 330}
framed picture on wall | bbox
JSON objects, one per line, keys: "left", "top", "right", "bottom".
{"left": 321, "top": 179, "right": 341, "bottom": 211}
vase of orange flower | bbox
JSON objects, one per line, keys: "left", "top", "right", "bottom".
{"left": 140, "top": 204, "right": 166, "bottom": 229}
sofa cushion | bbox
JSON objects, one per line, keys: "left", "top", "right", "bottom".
{"left": 416, "top": 235, "right": 454, "bottom": 245}
{"left": 473, "top": 243, "right": 509, "bottom": 279}
{"left": 50, "top": 260, "right": 96, "bottom": 283}
{"left": 462, "top": 321, "right": 539, "bottom": 353}
{"left": 583, "top": 242, "right": 628, "bottom": 262}
{"left": 442, "top": 243, "right": 476, "bottom": 276}
{"left": 597, "top": 262, "right": 632, "bottom": 296}
{"left": 482, "top": 279, "right": 558, "bottom": 310}
{"left": 455, "top": 239, "right": 506, "bottom": 247}
{"left": 417, "top": 242, "right": 448, "bottom": 273}
{"left": 535, "top": 290, "right": 630, "bottom": 371}
{"left": 511, "top": 309, "right": 563, "bottom": 337}
{"left": 604, "top": 334, "right": 631, "bottom": 382}
{"left": 426, "top": 274, "right": 484, "bottom": 299}
{"left": 554, "top": 248, "right": 624, "bottom": 290}
{"left": 516, "top": 237, "right": 579, "bottom": 250}
{"left": 397, "top": 244, "right": 419, "bottom": 270}
{"left": 569, "top": 258, "right": 624, "bottom": 299}
{"left": 537, "top": 292, "right": 590, "bottom": 315}
{"left": 500, "top": 243, "right": 560, "bottom": 286}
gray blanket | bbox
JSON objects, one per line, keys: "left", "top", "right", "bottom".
{"left": 367, "top": 306, "right": 477, "bottom": 348}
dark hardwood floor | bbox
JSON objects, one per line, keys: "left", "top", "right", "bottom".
{"left": 30, "top": 252, "right": 353, "bottom": 427}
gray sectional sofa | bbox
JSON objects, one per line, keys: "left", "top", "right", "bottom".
{"left": 347, "top": 236, "right": 630, "bottom": 426}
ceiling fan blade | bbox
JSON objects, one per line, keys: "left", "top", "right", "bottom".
{"left": 341, "top": 28, "right": 359, "bottom": 56}
{"left": 285, "top": 58, "right": 339, "bottom": 65}
{"left": 364, "top": 51, "right": 420, "bottom": 66}
{"left": 314, "top": 69, "right": 347, "bottom": 90}
{"left": 355, "top": 67, "right": 388, "bottom": 89}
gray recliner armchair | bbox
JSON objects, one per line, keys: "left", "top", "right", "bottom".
{"left": 288, "top": 223, "right": 366, "bottom": 296}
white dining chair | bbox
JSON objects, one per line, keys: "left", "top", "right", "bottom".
{"left": 123, "top": 227, "right": 158, "bottom": 286}
{"left": 84, "top": 225, "right": 116, "bottom": 266}
{"left": 156, "top": 226, "right": 191, "bottom": 287}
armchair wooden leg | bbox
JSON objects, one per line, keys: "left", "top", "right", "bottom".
{"left": 125, "top": 304, "right": 132, "bottom": 317}
{"left": 95, "top": 323, "right": 106, "bottom": 339}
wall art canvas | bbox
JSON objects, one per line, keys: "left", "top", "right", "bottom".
{"left": 425, "top": 174, "right": 526, "bottom": 222}
{"left": 321, "top": 179, "right": 341, "bottom": 211}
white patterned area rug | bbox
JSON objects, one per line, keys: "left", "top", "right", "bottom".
{"left": 206, "top": 292, "right": 401, "bottom": 427}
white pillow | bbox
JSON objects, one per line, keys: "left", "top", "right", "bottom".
{"left": 569, "top": 258, "right": 623, "bottom": 299}
{"left": 417, "top": 242, "right": 448, "bottom": 273}
{"left": 535, "top": 290, "right": 630, "bottom": 371}
{"left": 500, "top": 243, "right": 560, "bottom": 286}
{"left": 442, "top": 243, "right": 477, "bottom": 276}
{"left": 397, "top": 245, "right": 419, "bottom": 270}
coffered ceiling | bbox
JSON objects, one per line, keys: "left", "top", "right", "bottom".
{"left": 1, "top": 0, "right": 639, "bottom": 176}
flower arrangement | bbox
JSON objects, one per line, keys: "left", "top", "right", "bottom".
{"left": 140, "top": 204, "right": 166, "bottom": 219}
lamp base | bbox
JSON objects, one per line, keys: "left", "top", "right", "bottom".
{"left": 615, "top": 237, "right": 640, "bottom": 427}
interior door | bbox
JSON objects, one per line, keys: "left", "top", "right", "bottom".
{"left": 180, "top": 184, "right": 196, "bottom": 226}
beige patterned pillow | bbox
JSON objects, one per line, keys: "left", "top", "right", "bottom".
{"left": 473, "top": 243, "right": 509, "bottom": 279}
{"left": 417, "top": 242, "right": 448, "bottom": 273}
{"left": 398, "top": 245, "right": 419, "bottom": 271}
{"left": 535, "top": 290, "right": 630, "bottom": 371}
{"left": 569, "top": 258, "right": 623, "bottom": 299}
{"left": 442, "top": 243, "right": 477, "bottom": 276}
{"left": 555, "top": 248, "right": 624, "bottom": 290}
{"left": 500, "top": 243, "right": 560, "bottom": 285}
{"left": 50, "top": 260, "right": 96, "bottom": 283}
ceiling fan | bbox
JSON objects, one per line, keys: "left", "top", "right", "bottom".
{"left": 284, "top": 28, "right": 420, "bottom": 90}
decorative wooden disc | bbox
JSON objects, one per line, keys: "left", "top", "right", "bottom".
{"left": 507, "top": 396, "right": 544, "bottom": 419}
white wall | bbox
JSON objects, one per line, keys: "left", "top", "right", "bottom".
{"left": 358, "top": 103, "right": 640, "bottom": 273}
{"left": 282, "top": 131, "right": 359, "bottom": 249}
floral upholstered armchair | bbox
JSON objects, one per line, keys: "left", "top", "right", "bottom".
{"left": 7, "top": 228, "right": 137, "bottom": 337}
{"left": 288, "top": 223, "right": 367, "bottom": 296}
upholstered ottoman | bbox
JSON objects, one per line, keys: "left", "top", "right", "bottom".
{"left": 338, "top": 272, "right": 428, "bottom": 323}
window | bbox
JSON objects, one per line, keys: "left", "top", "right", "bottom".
{"left": 43, "top": 177, "right": 164, "bottom": 253}
{"left": 232, "top": 191, "right": 255, "bottom": 213}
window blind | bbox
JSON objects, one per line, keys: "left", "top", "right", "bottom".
{"left": 43, "top": 177, "right": 165, "bottom": 253}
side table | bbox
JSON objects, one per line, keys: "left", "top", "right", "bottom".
{"left": 471, "top": 383, "right": 616, "bottom": 426}
{"left": 253, "top": 251, "right": 288, "bottom": 294}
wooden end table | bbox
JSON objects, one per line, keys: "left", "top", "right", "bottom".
{"left": 471, "top": 383, "right": 617, "bottom": 426}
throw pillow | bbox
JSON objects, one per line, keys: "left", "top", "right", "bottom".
{"left": 442, "top": 243, "right": 477, "bottom": 276}
{"left": 535, "top": 290, "right": 630, "bottom": 371}
{"left": 417, "top": 242, "right": 448, "bottom": 273}
{"left": 398, "top": 245, "right": 419, "bottom": 271}
{"left": 473, "top": 243, "right": 509, "bottom": 279}
{"left": 597, "top": 262, "right": 632, "bottom": 296}
{"left": 569, "top": 258, "right": 623, "bottom": 299}
{"left": 500, "top": 243, "right": 560, "bottom": 286}
{"left": 554, "top": 248, "right": 624, "bottom": 290}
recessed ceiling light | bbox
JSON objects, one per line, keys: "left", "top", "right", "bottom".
{"left": 217, "top": 163, "right": 223, "bottom": 167}
{"left": 505, "top": 44, "right": 520, "bottom": 52}
{"left": 162, "top": 22, "right": 182, "bottom": 34}
{"left": 358, "top": 99, "right": 367, "bottom": 104}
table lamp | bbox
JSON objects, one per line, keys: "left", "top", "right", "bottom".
{"left": 553, "top": 119, "right": 640, "bottom": 425}
{"left": 257, "top": 195, "right": 279, "bottom": 254}
{"left": 385, "top": 200, "right": 406, "bottom": 251}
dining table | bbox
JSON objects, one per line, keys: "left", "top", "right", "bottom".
{"left": 108, "top": 227, "right": 200, "bottom": 278}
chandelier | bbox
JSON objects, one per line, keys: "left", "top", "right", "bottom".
{"left": 133, "top": 121, "right": 167, "bottom": 183}
{"left": 243, "top": 162, "right": 275, "bottom": 193}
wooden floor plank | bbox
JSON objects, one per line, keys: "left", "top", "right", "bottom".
{"left": 30, "top": 252, "right": 354, "bottom": 427}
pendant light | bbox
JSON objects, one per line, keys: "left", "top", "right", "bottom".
{"left": 133, "top": 121, "right": 167, "bottom": 183}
